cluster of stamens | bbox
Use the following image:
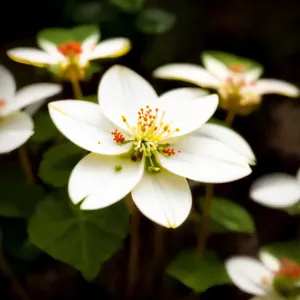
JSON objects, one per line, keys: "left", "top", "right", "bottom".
{"left": 57, "top": 41, "right": 83, "bottom": 57}
{"left": 111, "top": 130, "right": 125, "bottom": 143}
{"left": 275, "top": 258, "right": 300, "bottom": 279}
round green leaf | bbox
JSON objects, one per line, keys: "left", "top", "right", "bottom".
{"left": 135, "top": 8, "right": 176, "bottom": 34}
{"left": 201, "top": 51, "right": 263, "bottom": 73}
{"left": 167, "top": 250, "right": 231, "bottom": 293}
{"left": 28, "top": 189, "right": 130, "bottom": 280}
{"left": 31, "top": 111, "right": 59, "bottom": 143}
{"left": 199, "top": 197, "right": 255, "bottom": 234}
{"left": 0, "top": 163, "right": 44, "bottom": 218}
{"left": 38, "top": 143, "right": 83, "bottom": 187}
{"left": 109, "top": 0, "right": 145, "bottom": 13}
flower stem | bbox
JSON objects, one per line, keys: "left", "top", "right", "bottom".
{"left": 225, "top": 110, "right": 236, "bottom": 126}
{"left": 126, "top": 198, "right": 140, "bottom": 299}
{"left": 70, "top": 77, "right": 83, "bottom": 100}
{"left": 0, "top": 231, "right": 32, "bottom": 300}
{"left": 197, "top": 183, "right": 214, "bottom": 254}
{"left": 18, "top": 145, "right": 35, "bottom": 184}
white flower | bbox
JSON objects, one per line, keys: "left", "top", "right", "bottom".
{"left": 153, "top": 54, "right": 300, "bottom": 114}
{"left": 226, "top": 256, "right": 300, "bottom": 300}
{"left": 48, "top": 65, "right": 254, "bottom": 228}
{"left": 250, "top": 168, "right": 300, "bottom": 208}
{"left": 7, "top": 32, "right": 131, "bottom": 79}
{"left": 0, "top": 65, "right": 62, "bottom": 154}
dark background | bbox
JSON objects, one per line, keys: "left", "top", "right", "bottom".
{"left": 0, "top": 0, "right": 300, "bottom": 299}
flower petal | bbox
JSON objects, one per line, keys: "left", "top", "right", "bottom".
{"left": 297, "top": 167, "right": 300, "bottom": 184}
{"left": 99, "top": 65, "right": 158, "bottom": 131}
{"left": 0, "top": 66, "right": 16, "bottom": 107}
{"left": 85, "top": 38, "right": 131, "bottom": 60}
{"left": 4, "top": 83, "right": 62, "bottom": 115}
{"left": 259, "top": 251, "right": 280, "bottom": 273}
{"left": 158, "top": 135, "right": 251, "bottom": 183}
{"left": 7, "top": 48, "right": 58, "bottom": 66}
{"left": 158, "top": 90, "right": 219, "bottom": 137}
{"left": 132, "top": 170, "right": 192, "bottom": 228}
{"left": 69, "top": 153, "right": 144, "bottom": 209}
{"left": 48, "top": 100, "right": 132, "bottom": 155}
{"left": 81, "top": 33, "right": 101, "bottom": 54}
{"left": 256, "top": 79, "right": 300, "bottom": 97}
{"left": 0, "top": 112, "right": 33, "bottom": 153}
{"left": 202, "top": 55, "right": 230, "bottom": 80}
{"left": 38, "top": 40, "right": 66, "bottom": 61}
{"left": 153, "top": 63, "right": 221, "bottom": 89}
{"left": 245, "top": 68, "right": 263, "bottom": 82}
{"left": 225, "top": 256, "right": 273, "bottom": 296}
{"left": 250, "top": 173, "right": 300, "bottom": 208}
{"left": 196, "top": 123, "right": 256, "bottom": 165}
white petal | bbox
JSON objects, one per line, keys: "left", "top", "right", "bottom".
{"left": 99, "top": 65, "right": 158, "bottom": 131}
{"left": 85, "top": 38, "right": 131, "bottom": 60}
{"left": 250, "top": 173, "right": 300, "bottom": 208}
{"left": 245, "top": 68, "right": 263, "bottom": 82}
{"left": 225, "top": 257, "right": 273, "bottom": 296}
{"left": 7, "top": 48, "right": 58, "bottom": 66}
{"left": 0, "top": 66, "right": 16, "bottom": 107}
{"left": 202, "top": 55, "right": 230, "bottom": 80}
{"left": 259, "top": 251, "right": 280, "bottom": 273}
{"left": 158, "top": 91, "right": 219, "bottom": 137}
{"left": 4, "top": 83, "right": 62, "bottom": 115}
{"left": 81, "top": 33, "right": 101, "bottom": 54}
{"left": 69, "top": 153, "right": 144, "bottom": 209}
{"left": 132, "top": 170, "right": 192, "bottom": 228}
{"left": 48, "top": 100, "right": 132, "bottom": 155}
{"left": 153, "top": 64, "right": 221, "bottom": 89}
{"left": 159, "top": 135, "right": 251, "bottom": 183}
{"left": 196, "top": 123, "right": 256, "bottom": 165}
{"left": 256, "top": 79, "right": 300, "bottom": 97}
{"left": 0, "top": 112, "right": 33, "bottom": 153}
{"left": 159, "top": 87, "right": 209, "bottom": 99}
{"left": 38, "top": 40, "right": 65, "bottom": 61}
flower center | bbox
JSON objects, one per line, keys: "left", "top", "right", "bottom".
{"left": 273, "top": 258, "right": 300, "bottom": 299}
{"left": 111, "top": 105, "right": 180, "bottom": 172}
{"left": 57, "top": 41, "right": 83, "bottom": 57}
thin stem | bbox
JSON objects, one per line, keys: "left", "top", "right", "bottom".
{"left": 0, "top": 231, "right": 32, "bottom": 300}
{"left": 224, "top": 110, "right": 236, "bottom": 126}
{"left": 126, "top": 198, "right": 140, "bottom": 299}
{"left": 70, "top": 77, "right": 83, "bottom": 99}
{"left": 197, "top": 184, "right": 214, "bottom": 254}
{"left": 18, "top": 145, "right": 35, "bottom": 184}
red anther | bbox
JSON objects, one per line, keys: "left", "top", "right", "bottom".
{"left": 0, "top": 99, "right": 6, "bottom": 108}
{"left": 162, "top": 147, "right": 176, "bottom": 156}
{"left": 57, "top": 41, "right": 83, "bottom": 57}
{"left": 275, "top": 258, "right": 300, "bottom": 279}
{"left": 111, "top": 130, "right": 125, "bottom": 143}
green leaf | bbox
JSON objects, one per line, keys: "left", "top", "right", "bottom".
{"left": 28, "top": 189, "right": 130, "bottom": 280}
{"left": 31, "top": 111, "right": 59, "bottom": 143}
{"left": 260, "top": 240, "right": 300, "bottom": 264}
{"left": 201, "top": 51, "right": 263, "bottom": 73}
{"left": 37, "top": 25, "right": 100, "bottom": 46}
{"left": 168, "top": 250, "right": 231, "bottom": 293}
{"left": 85, "top": 62, "right": 101, "bottom": 79}
{"left": 110, "top": 0, "right": 145, "bottom": 13}
{"left": 0, "top": 163, "right": 44, "bottom": 218}
{"left": 84, "top": 94, "right": 98, "bottom": 103}
{"left": 199, "top": 198, "right": 255, "bottom": 234}
{"left": 38, "top": 143, "right": 83, "bottom": 187}
{"left": 135, "top": 8, "right": 176, "bottom": 34}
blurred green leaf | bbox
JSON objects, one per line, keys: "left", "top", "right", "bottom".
{"left": 38, "top": 143, "right": 83, "bottom": 187}
{"left": 31, "top": 111, "right": 59, "bottom": 143}
{"left": 28, "top": 189, "right": 130, "bottom": 280}
{"left": 84, "top": 94, "right": 98, "bottom": 103}
{"left": 260, "top": 240, "right": 300, "bottom": 264}
{"left": 110, "top": 0, "right": 145, "bottom": 13}
{"left": 0, "top": 163, "right": 44, "bottom": 218}
{"left": 37, "top": 25, "right": 100, "bottom": 46}
{"left": 201, "top": 51, "right": 263, "bottom": 73}
{"left": 168, "top": 250, "right": 231, "bottom": 293}
{"left": 284, "top": 202, "right": 300, "bottom": 215}
{"left": 85, "top": 63, "right": 101, "bottom": 79}
{"left": 199, "top": 198, "right": 255, "bottom": 234}
{"left": 135, "top": 8, "right": 176, "bottom": 34}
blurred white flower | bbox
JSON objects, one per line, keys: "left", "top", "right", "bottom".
{"left": 48, "top": 65, "right": 254, "bottom": 228}
{"left": 226, "top": 256, "right": 300, "bottom": 300}
{"left": 7, "top": 33, "right": 131, "bottom": 80}
{"left": 153, "top": 54, "right": 299, "bottom": 115}
{"left": 0, "top": 65, "right": 62, "bottom": 153}
{"left": 250, "top": 168, "right": 300, "bottom": 208}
